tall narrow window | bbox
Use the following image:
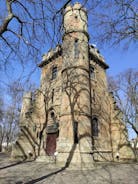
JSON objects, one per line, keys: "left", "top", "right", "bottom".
{"left": 74, "top": 121, "right": 78, "bottom": 143}
{"left": 92, "top": 89, "right": 95, "bottom": 102}
{"left": 52, "top": 89, "right": 54, "bottom": 103}
{"left": 52, "top": 66, "right": 57, "bottom": 80}
{"left": 90, "top": 66, "right": 95, "bottom": 79}
{"left": 92, "top": 117, "right": 98, "bottom": 136}
{"left": 74, "top": 39, "right": 79, "bottom": 59}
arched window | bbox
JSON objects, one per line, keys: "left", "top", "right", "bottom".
{"left": 52, "top": 66, "right": 57, "bottom": 80}
{"left": 92, "top": 117, "right": 98, "bottom": 136}
{"left": 90, "top": 65, "right": 95, "bottom": 79}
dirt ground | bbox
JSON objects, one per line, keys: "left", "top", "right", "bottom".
{"left": 0, "top": 153, "right": 138, "bottom": 184}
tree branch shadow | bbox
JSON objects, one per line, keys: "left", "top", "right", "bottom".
{"left": 0, "top": 159, "right": 34, "bottom": 170}
{"left": 24, "top": 144, "right": 77, "bottom": 184}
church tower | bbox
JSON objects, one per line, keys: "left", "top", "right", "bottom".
{"left": 57, "top": 3, "right": 93, "bottom": 167}
{"left": 11, "top": 2, "right": 135, "bottom": 166}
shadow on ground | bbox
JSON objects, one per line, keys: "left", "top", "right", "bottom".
{"left": 0, "top": 153, "right": 138, "bottom": 184}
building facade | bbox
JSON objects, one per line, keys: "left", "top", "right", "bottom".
{"left": 12, "top": 3, "right": 135, "bottom": 167}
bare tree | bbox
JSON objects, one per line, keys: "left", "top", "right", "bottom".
{"left": 0, "top": 95, "right": 3, "bottom": 121}
{"left": 108, "top": 68, "right": 138, "bottom": 137}
{"left": 0, "top": 0, "right": 66, "bottom": 80}
{"left": 0, "top": 94, "right": 4, "bottom": 152}
{"left": 89, "top": 0, "right": 138, "bottom": 48}
{"left": 0, "top": 0, "right": 137, "bottom": 76}
{"left": 0, "top": 80, "right": 37, "bottom": 152}
{"left": 0, "top": 81, "right": 24, "bottom": 151}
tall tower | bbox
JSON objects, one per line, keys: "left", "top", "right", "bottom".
{"left": 57, "top": 3, "right": 93, "bottom": 167}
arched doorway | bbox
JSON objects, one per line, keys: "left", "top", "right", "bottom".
{"left": 45, "top": 110, "right": 59, "bottom": 156}
{"left": 46, "top": 133, "right": 57, "bottom": 156}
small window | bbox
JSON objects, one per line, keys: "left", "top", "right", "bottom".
{"left": 92, "top": 117, "right": 98, "bottom": 136}
{"left": 74, "top": 121, "right": 78, "bottom": 144}
{"left": 74, "top": 39, "right": 79, "bottom": 59}
{"left": 52, "top": 67, "right": 57, "bottom": 80}
{"left": 92, "top": 89, "right": 95, "bottom": 102}
{"left": 90, "top": 66, "right": 95, "bottom": 79}
{"left": 52, "top": 89, "right": 54, "bottom": 103}
{"left": 51, "top": 111, "right": 55, "bottom": 119}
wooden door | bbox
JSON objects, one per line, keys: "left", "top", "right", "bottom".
{"left": 46, "top": 133, "right": 57, "bottom": 156}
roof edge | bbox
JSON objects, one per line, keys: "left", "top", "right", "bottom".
{"left": 38, "top": 45, "right": 62, "bottom": 68}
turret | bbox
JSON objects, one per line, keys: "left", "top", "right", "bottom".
{"left": 57, "top": 3, "right": 92, "bottom": 167}
{"left": 62, "top": 3, "right": 89, "bottom": 68}
{"left": 63, "top": 3, "right": 88, "bottom": 37}
{"left": 20, "top": 92, "right": 32, "bottom": 126}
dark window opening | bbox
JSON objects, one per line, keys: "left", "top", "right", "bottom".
{"left": 52, "top": 67, "right": 57, "bottom": 80}
{"left": 92, "top": 117, "right": 98, "bottom": 137}
{"left": 92, "top": 89, "right": 95, "bottom": 102}
{"left": 74, "top": 39, "right": 79, "bottom": 59}
{"left": 74, "top": 121, "right": 78, "bottom": 144}
{"left": 52, "top": 89, "right": 54, "bottom": 103}
{"left": 75, "top": 15, "right": 78, "bottom": 19}
{"left": 90, "top": 66, "right": 95, "bottom": 79}
{"left": 51, "top": 111, "right": 55, "bottom": 119}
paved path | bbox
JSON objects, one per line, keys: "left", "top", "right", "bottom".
{"left": 0, "top": 153, "right": 138, "bottom": 184}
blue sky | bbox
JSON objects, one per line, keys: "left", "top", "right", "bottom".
{"left": 1, "top": 42, "right": 137, "bottom": 86}
{"left": 1, "top": 0, "right": 137, "bottom": 86}
{"left": 101, "top": 46, "right": 138, "bottom": 76}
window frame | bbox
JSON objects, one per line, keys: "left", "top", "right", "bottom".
{"left": 92, "top": 117, "right": 99, "bottom": 137}
{"left": 74, "top": 39, "right": 79, "bottom": 59}
{"left": 52, "top": 66, "right": 57, "bottom": 80}
{"left": 90, "top": 65, "right": 95, "bottom": 79}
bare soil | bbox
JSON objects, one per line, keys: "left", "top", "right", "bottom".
{"left": 0, "top": 153, "right": 138, "bottom": 184}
